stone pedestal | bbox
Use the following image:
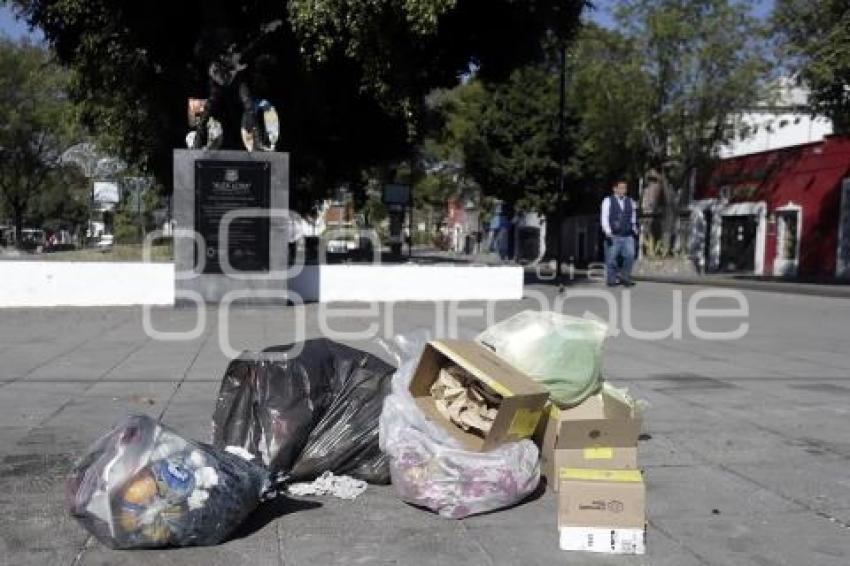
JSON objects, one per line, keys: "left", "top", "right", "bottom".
{"left": 173, "top": 149, "right": 289, "bottom": 304}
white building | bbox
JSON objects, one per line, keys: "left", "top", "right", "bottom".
{"left": 720, "top": 77, "right": 833, "bottom": 158}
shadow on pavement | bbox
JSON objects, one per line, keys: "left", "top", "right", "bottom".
{"left": 228, "top": 495, "right": 322, "bottom": 540}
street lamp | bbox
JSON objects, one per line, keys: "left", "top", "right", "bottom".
{"left": 556, "top": 40, "right": 567, "bottom": 290}
{"left": 125, "top": 176, "right": 153, "bottom": 243}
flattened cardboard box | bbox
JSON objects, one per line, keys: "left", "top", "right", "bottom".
{"left": 559, "top": 526, "right": 646, "bottom": 555}
{"left": 409, "top": 340, "right": 549, "bottom": 451}
{"left": 535, "top": 387, "right": 641, "bottom": 490}
{"left": 558, "top": 470, "right": 645, "bottom": 529}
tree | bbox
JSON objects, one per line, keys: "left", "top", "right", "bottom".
{"left": 567, "top": 24, "right": 652, "bottom": 186}
{"left": 414, "top": 83, "right": 484, "bottom": 230}
{"left": 773, "top": 0, "right": 850, "bottom": 133}
{"left": 464, "top": 66, "right": 568, "bottom": 212}
{"left": 113, "top": 181, "right": 164, "bottom": 244}
{"left": 9, "top": 0, "right": 585, "bottom": 209}
{"left": 28, "top": 166, "right": 89, "bottom": 238}
{"left": 0, "top": 38, "right": 79, "bottom": 246}
{"left": 606, "top": 0, "right": 770, "bottom": 253}
{"left": 426, "top": 59, "right": 579, "bottom": 214}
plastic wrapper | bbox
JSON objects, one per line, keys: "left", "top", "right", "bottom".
{"left": 66, "top": 415, "right": 269, "bottom": 549}
{"left": 379, "top": 335, "right": 540, "bottom": 519}
{"left": 212, "top": 338, "right": 395, "bottom": 483}
{"left": 476, "top": 310, "right": 607, "bottom": 407}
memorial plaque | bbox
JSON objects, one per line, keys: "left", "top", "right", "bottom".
{"left": 194, "top": 160, "right": 270, "bottom": 273}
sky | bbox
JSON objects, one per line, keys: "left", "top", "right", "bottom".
{"left": 588, "top": 0, "right": 775, "bottom": 28}
{"left": 0, "top": 4, "right": 41, "bottom": 42}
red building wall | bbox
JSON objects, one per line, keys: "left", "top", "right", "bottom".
{"left": 698, "top": 136, "right": 850, "bottom": 277}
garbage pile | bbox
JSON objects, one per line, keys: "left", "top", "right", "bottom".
{"left": 478, "top": 310, "right": 647, "bottom": 554}
{"left": 67, "top": 312, "right": 647, "bottom": 555}
{"left": 379, "top": 339, "right": 545, "bottom": 518}
{"left": 66, "top": 415, "right": 269, "bottom": 549}
{"left": 211, "top": 338, "right": 395, "bottom": 484}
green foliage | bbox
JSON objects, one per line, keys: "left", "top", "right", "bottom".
{"left": 568, "top": 1, "right": 771, "bottom": 251}
{"left": 11, "top": 0, "right": 584, "bottom": 210}
{"left": 567, "top": 24, "right": 652, "bottom": 185}
{"left": 612, "top": 0, "right": 770, "bottom": 184}
{"left": 28, "top": 166, "right": 89, "bottom": 233}
{"left": 360, "top": 197, "right": 388, "bottom": 227}
{"left": 113, "top": 185, "right": 164, "bottom": 244}
{"left": 0, "top": 38, "right": 80, "bottom": 244}
{"left": 413, "top": 83, "right": 483, "bottom": 225}
{"left": 773, "top": 0, "right": 850, "bottom": 133}
{"left": 426, "top": 64, "right": 571, "bottom": 213}
{"left": 464, "top": 65, "right": 565, "bottom": 212}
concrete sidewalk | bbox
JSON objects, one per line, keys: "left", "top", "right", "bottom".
{"left": 2, "top": 282, "right": 850, "bottom": 565}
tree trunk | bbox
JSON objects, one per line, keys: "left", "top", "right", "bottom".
{"left": 658, "top": 172, "right": 679, "bottom": 255}
{"left": 13, "top": 207, "right": 23, "bottom": 249}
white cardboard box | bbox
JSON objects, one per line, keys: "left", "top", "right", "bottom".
{"left": 559, "top": 526, "right": 646, "bottom": 555}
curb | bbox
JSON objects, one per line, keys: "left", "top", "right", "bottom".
{"left": 632, "top": 275, "right": 850, "bottom": 299}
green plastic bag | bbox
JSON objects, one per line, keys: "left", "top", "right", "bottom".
{"left": 476, "top": 311, "right": 607, "bottom": 407}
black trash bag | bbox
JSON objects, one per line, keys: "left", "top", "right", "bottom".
{"left": 66, "top": 415, "right": 269, "bottom": 549}
{"left": 212, "top": 338, "right": 395, "bottom": 484}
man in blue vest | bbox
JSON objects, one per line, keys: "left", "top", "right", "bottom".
{"left": 600, "top": 179, "right": 637, "bottom": 287}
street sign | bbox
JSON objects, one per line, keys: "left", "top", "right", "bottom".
{"left": 382, "top": 183, "right": 412, "bottom": 206}
{"left": 93, "top": 181, "right": 119, "bottom": 204}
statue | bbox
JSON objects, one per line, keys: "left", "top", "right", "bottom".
{"left": 188, "top": 19, "right": 281, "bottom": 152}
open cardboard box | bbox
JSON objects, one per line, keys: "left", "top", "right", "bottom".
{"left": 409, "top": 340, "right": 549, "bottom": 452}
{"left": 535, "top": 385, "right": 642, "bottom": 490}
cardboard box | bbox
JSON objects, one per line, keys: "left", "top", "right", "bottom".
{"left": 557, "top": 470, "right": 645, "bottom": 529}
{"left": 535, "top": 387, "right": 642, "bottom": 490}
{"left": 409, "top": 340, "right": 549, "bottom": 451}
{"left": 559, "top": 526, "right": 646, "bottom": 555}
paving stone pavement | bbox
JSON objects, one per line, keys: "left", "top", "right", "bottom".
{"left": 1, "top": 281, "right": 849, "bottom": 565}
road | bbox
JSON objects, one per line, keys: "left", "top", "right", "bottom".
{"left": 1, "top": 281, "right": 848, "bottom": 565}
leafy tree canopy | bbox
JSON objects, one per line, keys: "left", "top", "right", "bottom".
{"left": 422, "top": 1, "right": 770, "bottom": 254}
{"left": 566, "top": 24, "right": 651, "bottom": 187}
{"left": 773, "top": 0, "right": 850, "bottom": 133}
{"left": 8, "top": 0, "right": 585, "bottom": 209}
{"left": 605, "top": 0, "right": 770, "bottom": 251}
{"left": 0, "top": 38, "right": 81, "bottom": 244}
{"left": 613, "top": 0, "right": 770, "bottom": 184}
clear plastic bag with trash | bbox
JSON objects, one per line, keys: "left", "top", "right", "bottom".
{"left": 475, "top": 310, "right": 608, "bottom": 407}
{"left": 66, "top": 415, "right": 270, "bottom": 549}
{"left": 211, "top": 338, "right": 396, "bottom": 484}
{"left": 378, "top": 332, "right": 540, "bottom": 519}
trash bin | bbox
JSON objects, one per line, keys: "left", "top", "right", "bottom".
{"left": 463, "top": 234, "right": 474, "bottom": 255}
{"left": 516, "top": 226, "right": 540, "bottom": 263}
{"left": 304, "top": 236, "right": 319, "bottom": 263}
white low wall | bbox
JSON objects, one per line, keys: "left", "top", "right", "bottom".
{"left": 289, "top": 264, "right": 523, "bottom": 302}
{"left": 0, "top": 261, "right": 523, "bottom": 306}
{"left": 0, "top": 261, "right": 175, "bottom": 307}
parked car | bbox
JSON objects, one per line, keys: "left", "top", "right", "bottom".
{"left": 20, "top": 228, "right": 45, "bottom": 252}
{"left": 96, "top": 234, "right": 115, "bottom": 250}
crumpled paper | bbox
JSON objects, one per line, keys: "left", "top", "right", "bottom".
{"left": 287, "top": 471, "right": 367, "bottom": 500}
{"left": 430, "top": 365, "right": 500, "bottom": 436}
